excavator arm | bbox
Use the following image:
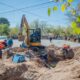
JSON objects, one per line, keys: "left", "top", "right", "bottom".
{"left": 18, "top": 15, "right": 30, "bottom": 46}
{"left": 18, "top": 14, "right": 41, "bottom": 47}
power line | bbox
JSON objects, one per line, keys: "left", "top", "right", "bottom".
{"left": 0, "top": 1, "right": 14, "bottom": 9}
{"left": 0, "top": 1, "right": 50, "bottom": 14}
{"left": 0, "top": 1, "right": 55, "bottom": 23}
{"left": 0, "top": 1, "right": 53, "bottom": 14}
{"left": 0, "top": 1, "right": 50, "bottom": 19}
{"left": 23, "top": 10, "right": 54, "bottom": 22}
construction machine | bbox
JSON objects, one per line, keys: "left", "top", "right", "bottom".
{"left": 18, "top": 15, "right": 45, "bottom": 51}
{"left": 18, "top": 15, "right": 74, "bottom": 68}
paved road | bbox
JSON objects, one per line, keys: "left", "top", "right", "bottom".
{"left": 41, "top": 39, "right": 80, "bottom": 47}
{"left": 13, "top": 39, "right": 80, "bottom": 48}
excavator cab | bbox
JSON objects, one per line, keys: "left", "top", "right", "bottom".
{"left": 29, "top": 28, "right": 41, "bottom": 46}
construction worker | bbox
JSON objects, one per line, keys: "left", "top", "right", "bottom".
{"left": 49, "top": 37, "right": 53, "bottom": 42}
{"left": 0, "top": 43, "right": 5, "bottom": 58}
{"left": 7, "top": 36, "right": 13, "bottom": 48}
{"left": 62, "top": 44, "right": 74, "bottom": 59}
{"left": 0, "top": 43, "right": 5, "bottom": 49}
{"left": 63, "top": 44, "right": 70, "bottom": 49}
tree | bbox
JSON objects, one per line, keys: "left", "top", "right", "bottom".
{"left": 10, "top": 27, "right": 19, "bottom": 36}
{"left": 0, "top": 24, "right": 10, "bottom": 35}
{"left": 48, "top": 0, "right": 75, "bottom": 16}
{"left": 0, "top": 17, "right": 10, "bottom": 26}
{"left": 66, "top": 2, "right": 80, "bottom": 34}
{"left": 48, "top": 0, "right": 80, "bottom": 34}
{"left": 30, "top": 20, "right": 40, "bottom": 28}
{"left": 30, "top": 20, "right": 48, "bottom": 35}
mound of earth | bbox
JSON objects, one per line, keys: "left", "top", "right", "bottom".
{"left": 0, "top": 46, "right": 80, "bottom": 80}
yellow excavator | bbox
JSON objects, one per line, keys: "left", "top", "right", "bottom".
{"left": 18, "top": 15, "right": 45, "bottom": 51}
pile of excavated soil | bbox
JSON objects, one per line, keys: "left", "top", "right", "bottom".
{"left": 0, "top": 61, "right": 41, "bottom": 80}
{"left": 0, "top": 59, "right": 80, "bottom": 80}
{"left": 73, "top": 47, "right": 80, "bottom": 61}
{"left": 0, "top": 46, "right": 80, "bottom": 80}
{"left": 11, "top": 47, "right": 28, "bottom": 52}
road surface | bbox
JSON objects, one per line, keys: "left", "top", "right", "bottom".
{"left": 13, "top": 39, "right": 80, "bottom": 48}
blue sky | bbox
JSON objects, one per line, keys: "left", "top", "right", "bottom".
{"left": 0, "top": 0, "right": 79, "bottom": 27}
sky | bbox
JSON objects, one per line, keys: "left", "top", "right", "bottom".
{"left": 0, "top": 0, "right": 79, "bottom": 27}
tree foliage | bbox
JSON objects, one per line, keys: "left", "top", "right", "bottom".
{"left": 0, "top": 17, "right": 10, "bottom": 26}
{"left": 0, "top": 24, "right": 10, "bottom": 35}
{"left": 48, "top": 0, "right": 80, "bottom": 34}
{"left": 66, "top": 2, "right": 80, "bottom": 34}
{"left": 10, "top": 27, "right": 19, "bottom": 36}
{"left": 48, "top": 0, "right": 74, "bottom": 15}
{"left": 30, "top": 20, "right": 74, "bottom": 36}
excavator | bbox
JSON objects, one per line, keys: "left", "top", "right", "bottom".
{"left": 18, "top": 15, "right": 45, "bottom": 51}
{"left": 18, "top": 15, "right": 74, "bottom": 65}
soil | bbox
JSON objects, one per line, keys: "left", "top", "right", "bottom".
{"left": 0, "top": 46, "right": 80, "bottom": 80}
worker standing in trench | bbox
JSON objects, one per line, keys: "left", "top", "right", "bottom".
{"left": 2, "top": 35, "right": 14, "bottom": 59}
{"left": 0, "top": 43, "right": 5, "bottom": 58}
{"left": 7, "top": 35, "right": 13, "bottom": 48}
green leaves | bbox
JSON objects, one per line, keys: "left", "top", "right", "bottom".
{"left": 48, "top": 0, "right": 75, "bottom": 15}
{"left": 0, "top": 24, "right": 10, "bottom": 35}
{"left": 71, "top": 21, "right": 80, "bottom": 34}
{"left": 67, "top": 0, "right": 74, "bottom": 3}
{"left": 70, "top": 9, "right": 76, "bottom": 15}
{"left": 0, "top": 17, "right": 10, "bottom": 26}
{"left": 71, "top": 21, "right": 77, "bottom": 28}
{"left": 10, "top": 27, "right": 19, "bottom": 35}
{"left": 66, "top": 2, "right": 71, "bottom": 7}
{"left": 54, "top": 0, "right": 59, "bottom": 2}
{"left": 61, "top": 4, "right": 67, "bottom": 12}
{"left": 61, "top": 2, "right": 71, "bottom": 12}
{"left": 48, "top": 8, "right": 51, "bottom": 16}
{"left": 53, "top": 6, "right": 58, "bottom": 11}
{"left": 48, "top": 6, "right": 58, "bottom": 16}
{"left": 76, "top": 16, "right": 80, "bottom": 22}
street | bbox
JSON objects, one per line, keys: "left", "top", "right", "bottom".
{"left": 13, "top": 39, "right": 80, "bottom": 48}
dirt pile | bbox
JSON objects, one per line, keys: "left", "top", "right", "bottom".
{"left": 46, "top": 45, "right": 64, "bottom": 61}
{"left": 73, "top": 47, "right": 80, "bottom": 61}
{"left": 0, "top": 46, "right": 80, "bottom": 80}
{"left": 1, "top": 59, "right": 80, "bottom": 80}
{"left": 40, "top": 59, "right": 80, "bottom": 80}
{"left": 0, "top": 61, "right": 42, "bottom": 80}
{"left": 0, "top": 62, "right": 27, "bottom": 80}
{"left": 11, "top": 47, "right": 28, "bottom": 52}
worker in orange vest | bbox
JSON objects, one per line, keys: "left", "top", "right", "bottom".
{"left": 63, "top": 44, "right": 70, "bottom": 49}
{"left": 0, "top": 42, "right": 5, "bottom": 58}
{"left": 0, "top": 43, "right": 5, "bottom": 49}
